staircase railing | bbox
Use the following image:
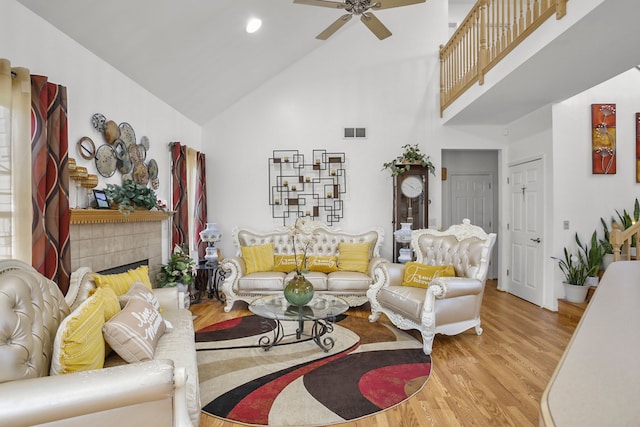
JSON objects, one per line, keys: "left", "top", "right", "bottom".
{"left": 610, "top": 221, "right": 640, "bottom": 262}
{"left": 440, "top": 0, "right": 568, "bottom": 116}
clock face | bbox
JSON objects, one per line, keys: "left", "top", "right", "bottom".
{"left": 401, "top": 175, "right": 423, "bottom": 198}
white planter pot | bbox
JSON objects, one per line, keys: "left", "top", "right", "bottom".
{"left": 602, "top": 254, "right": 614, "bottom": 270}
{"left": 176, "top": 283, "right": 190, "bottom": 308}
{"left": 563, "top": 282, "right": 589, "bottom": 303}
{"left": 585, "top": 276, "right": 599, "bottom": 287}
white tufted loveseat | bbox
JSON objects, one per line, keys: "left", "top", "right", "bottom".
{"left": 0, "top": 259, "right": 197, "bottom": 427}
{"left": 367, "top": 219, "right": 496, "bottom": 355}
{"left": 220, "top": 221, "right": 387, "bottom": 312}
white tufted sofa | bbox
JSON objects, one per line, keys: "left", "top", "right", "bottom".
{"left": 220, "top": 221, "right": 387, "bottom": 312}
{"left": 0, "top": 259, "right": 197, "bottom": 427}
{"left": 367, "top": 219, "right": 496, "bottom": 355}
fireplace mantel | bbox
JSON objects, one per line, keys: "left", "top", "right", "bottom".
{"left": 70, "top": 208, "right": 172, "bottom": 224}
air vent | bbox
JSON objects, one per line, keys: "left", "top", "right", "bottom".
{"left": 448, "top": 22, "right": 458, "bottom": 29}
{"left": 344, "top": 127, "right": 367, "bottom": 139}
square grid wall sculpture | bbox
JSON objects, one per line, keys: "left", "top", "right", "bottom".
{"left": 269, "top": 149, "right": 346, "bottom": 226}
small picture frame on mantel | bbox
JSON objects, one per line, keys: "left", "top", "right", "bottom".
{"left": 93, "top": 189, "right": 110, "bottom": 209}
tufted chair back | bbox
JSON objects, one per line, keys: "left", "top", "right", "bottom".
{"left": 411, "top": 218, "right": 495, "bottom": 284}
{"left": 234, "top": 221, "right": 382, "bottom": 257}
{"left": 0, "top": 260, "right": 70, "bottom": 383}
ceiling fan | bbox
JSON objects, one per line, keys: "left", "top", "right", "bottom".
{"left": 293, "top": 0, "right": 426, "bottom": 40}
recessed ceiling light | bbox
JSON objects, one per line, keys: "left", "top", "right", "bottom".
{"left": 246, "top": 18, "right": 262, "bottom": 34}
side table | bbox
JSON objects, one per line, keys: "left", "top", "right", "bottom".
{"left": 196, "top": 261, "right": 226, "bottom": 303}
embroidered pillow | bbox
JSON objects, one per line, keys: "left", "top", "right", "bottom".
{"left": 102, "top": 298, "right": 166, "bottom": 363}
{"left": 307, "top": 256, "right": 338, "bottom": 273}
{"left": 273, "top": 255, "right": 300, "bottom": 273}
{"left": 241, "top": 243, "right": 275, "bottom": 274}
{"left": 337, "top": 242, "right": 371, "bottom": 274}
{"left": 50, "top": 292, "right": 105, "bottom": 375}
{"left": 401, "top": 263, "right": 456, "bottom": 288}
{"left": 92, "top": 265, "right": 153, "bottom": 296}
{"left": 118, "top": 280, "right": 161, "bottom": 311}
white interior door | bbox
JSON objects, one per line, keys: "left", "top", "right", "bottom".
{"left": 508, "top": 159, "right": 544, "bottom": 305}
{"left": 449, "top": 173, "right": 495, "bottom": 278}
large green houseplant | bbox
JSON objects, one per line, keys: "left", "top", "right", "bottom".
{"left": 382, "top": 144, "right": 436, "bottom": 177}
{"left": 104, "top": 179, "right": 162, "bottom": 215}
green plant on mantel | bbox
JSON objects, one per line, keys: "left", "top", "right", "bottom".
{"left": 382, "top": 144, "right": 436, "bottom": 177}
{"left": 104, "top": 179, "right": 162, "bottom": 216}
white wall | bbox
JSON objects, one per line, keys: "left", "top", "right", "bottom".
{"left": 2, "top": 0, "right": 202, "bottom": 260}
{"left": 204, "top": 0, "right": 505, "bottom": 260}
{"left": 550, "top": 69, "right": 640, "bottom": 302}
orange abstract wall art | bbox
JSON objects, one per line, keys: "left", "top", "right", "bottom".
{"left": 592, "top": 103, "right": 616, "bottom": 174}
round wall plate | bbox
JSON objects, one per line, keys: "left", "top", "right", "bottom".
{"left": 77, "top": 136, "right": 96, "bottom": 160}
{"left": 95, "top": 144, "right": 117, "bottom": 178}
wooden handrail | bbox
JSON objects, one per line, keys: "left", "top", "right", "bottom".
{"left": 610, "top": 221, "right": 640, "bottom": 262}
{"left": 440, "top": 0, "right": 568, "bottom": 116}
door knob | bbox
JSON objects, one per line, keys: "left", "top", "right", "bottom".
{"left": 531, "top": 238, "right": 541, "bottom": 243}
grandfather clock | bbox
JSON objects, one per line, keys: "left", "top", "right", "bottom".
{"left": 393, "top": 166, "right": 429, "bottom": 262}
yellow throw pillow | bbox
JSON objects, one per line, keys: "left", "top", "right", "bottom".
{"left": 91, "top": 286, "right": 121, "bottom": 322}
{"left": 241, "top": 243, "right": 275, "bottom": 274}
{"left": 401, "top": 263, "right": 456, "bottom": 288}
{"left": 273, "top": 255, "right": 300, "bottom": 273}
{"left": 307, "top": 256, "right": 338, "bottom": 273}
{"left": 338, "top": 242, "right": 371, "bottom": 274}
{"left": 50, "top": 291, "right": 105, "bottom": 375}
{"left": 93, "top": 265, "right": 152, "bottom": 296}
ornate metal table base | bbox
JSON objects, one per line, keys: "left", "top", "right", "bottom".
{"left": 257, "top": 306, "right": 337, "bottom": 353}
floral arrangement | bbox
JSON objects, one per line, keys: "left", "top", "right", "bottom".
{"left": 551, "top": 246, "right": 588, "bottom": 286}
{"left": 289, "top": 218, "right": 319, "bottom": 275}
{"left": 157, "top": 244, "right": 196, "bottom": 287}
{"left": 104, "top": 179, "right": 163, "bottom": 216}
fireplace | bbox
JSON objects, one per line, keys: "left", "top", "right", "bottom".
{"left": 69, "top": 210, "right": 170, "bottom": 287}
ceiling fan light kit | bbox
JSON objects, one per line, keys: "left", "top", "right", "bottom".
{"left": 294, "top": 0, "right": 426, "bottom": 40}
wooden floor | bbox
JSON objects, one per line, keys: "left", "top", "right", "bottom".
{"left": 189, "top": 281, "right": 578, "bottom": 427}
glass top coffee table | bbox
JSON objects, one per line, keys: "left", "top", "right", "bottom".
{"left": 248, "top": 294, "right": 349, "bottom": 352}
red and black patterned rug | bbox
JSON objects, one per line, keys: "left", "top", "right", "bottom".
{"left": 196, "top": 314, "right": 432, "bottom": 426}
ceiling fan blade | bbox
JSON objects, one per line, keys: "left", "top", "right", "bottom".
{"left": 373, "top": 0, "right": 426, "bottom": 10}
{"left": 360, "top": 12, "right": 392, "bottom": 40}
{"left": 293, "top": 0, "right": 347, "bottom": 9}
{"left": 316, "top": 14, "right": 353, "bottom": 40}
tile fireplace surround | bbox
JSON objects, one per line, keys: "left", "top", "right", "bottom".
{"left": 70, "top": 209, "right": 171, "bottom": 286}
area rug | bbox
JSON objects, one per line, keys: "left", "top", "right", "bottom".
{"left": 196, "top": 314, "right": 431, "bottom": 426}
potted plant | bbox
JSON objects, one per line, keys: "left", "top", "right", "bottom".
{"left": 382, "top": 144, "right": 436, "bottom": 177}
{"left": 576, "top": 231, "right": 605, "bottom": 286}
{"left": 600, "top": 217, "right": 614, "bottom": 269}
{"left": 551, "top": 245, "right": 590, "bottom": 303}
{"left": 104, "top": 179, "right": 163, "bottom": 216}
{"left": 614, "top": 198, "right": 640, "bottom": 256}
{"left": 157, "top": 244, "right": 196, "bottom": 307}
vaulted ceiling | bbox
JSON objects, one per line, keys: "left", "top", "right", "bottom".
{"left": 17, "top": 0, "right": 442, "bottom": 125}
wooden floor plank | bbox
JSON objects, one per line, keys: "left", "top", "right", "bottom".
{"left": 191, "top": 280, "right": 577, "bottom": 427}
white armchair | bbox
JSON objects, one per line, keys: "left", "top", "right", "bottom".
{"left": 367, "top": 219, "right": 496, "bottom": 355}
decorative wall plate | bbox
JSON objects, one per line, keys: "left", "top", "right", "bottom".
{"left": 91, "top": 113, "right": 106, "bottom": 132}
{"left": 140, "top": 135, "right": 150, "bottom": 150}
{"left": 117, "top": 156, "right": 133, "bottom": 174}
{"left": 147, "top": 159, "right": 158, "bottom": 180}
{"left": 128, "top": 144, "right": 144, "bottom": 164}
{"left": 77, "top": 136, "right": 96, "bottom": 160}
{"left": 119, "top": 122, "right": 136, "bottom": 147}
{"left": 151, "top": 177, "right": 160, "bottom": 190}
{"left": 104, "top": 120, "right": 120, "bottom": 144}
{"left": 95, "top": 144, "right": 117, "bottom": 177}
{"left": 133, "top": 163, "right": 149, "bottom": 186}
{"left": 113, "top": 139, "right": 127, "bottom": 159}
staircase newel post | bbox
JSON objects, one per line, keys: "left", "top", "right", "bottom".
{"left": 556, "top": 0, "right": 567, "bottom": 19}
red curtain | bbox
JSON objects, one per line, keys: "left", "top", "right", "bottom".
{"left": 30, "top": 75, "right": 71, "bottom": 294}
{"left": 194, "top": 152, "right": 207, "bottom": 259}
{"left": 170, "top": 142, "right": 188, "bottom": 248}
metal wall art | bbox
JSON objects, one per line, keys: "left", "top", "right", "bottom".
{"left": 89, "top": 113, "right": 160, "bottom": 189}
{"left": 269, "top": 149, "right": 347, "bottom": 226}
{"left": 591, "top": 103, "right": 616, "bottom": 175}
